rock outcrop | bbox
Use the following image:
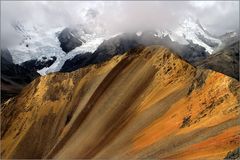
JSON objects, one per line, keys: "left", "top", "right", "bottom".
{"left": 58, "top": 28, "right": 85, "bottom": 53}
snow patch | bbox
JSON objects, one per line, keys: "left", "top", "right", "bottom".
{"left": 136, "top": 31, "right": 142, "bottom": 36}
{"left": 173, "top": 17, "right": 222, "bottom": 54}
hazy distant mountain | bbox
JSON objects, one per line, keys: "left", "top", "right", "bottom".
{"left": 194, "top": 40, "right": 239, "bottom": 80}
{"left": 1, "top": 49, "right": 40, "bottom": 102}
{"left": 9, "top": 21, "right": 66, "bottom": 64}
{"left": 7, "top": 21, "right": 110, "bottom": 75}
{"left": 60, "top": 31, "right": 208, "bottom": 72}
{"left": 170, "top": 17, "right": 222, "bottom": 53}
{"left": 4, "top": 17, "right": 233, "bottom": 75}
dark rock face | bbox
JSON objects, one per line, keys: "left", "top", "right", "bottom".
{"left": 1, "top": 50, "right": 40, "bottom": 102}
{"left": 224, "top": 147, "right": 240, "bottom": 160}
{"left": 60, "top": 31, "right": 208, "bottom": 72}
{"left": 21, "top": 56, "right": 57, "bottom": 72}
{"left": 58, "top": 28, "right": 84, "bottom": 53}
{"left": 60, "top": 52, "right": 92, "bottom": 72}
{"left": 180, "top": 41, "right": 209, "bottom": 62}
{"left": 194, "top": 41, "right": 239, "bottom": 80}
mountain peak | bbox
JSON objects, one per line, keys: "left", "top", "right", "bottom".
{"left": 174, "top": 17, "right": 222, "bottom": 54}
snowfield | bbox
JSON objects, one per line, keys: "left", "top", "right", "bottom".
{"left": 7, "top": 17, "right": 226, "bottom": 75}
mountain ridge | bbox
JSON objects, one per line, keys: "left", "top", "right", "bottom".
{"left": 1, "top": 45, "right": 239, "bottom": 159}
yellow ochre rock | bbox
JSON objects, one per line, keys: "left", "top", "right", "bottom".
{"left": 1, "top": 45, "right": 239, "bottom": 159}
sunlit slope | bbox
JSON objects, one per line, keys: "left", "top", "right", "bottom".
{"left": 1, "top": 46, "right": 239, "bottom": 159}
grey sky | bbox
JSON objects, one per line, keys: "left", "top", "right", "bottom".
{"left": 1, "top": 1, "right": 239, "bottom": 40}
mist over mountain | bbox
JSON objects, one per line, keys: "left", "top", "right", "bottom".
{"left": 1, "top": 1, "right": 239, "bottom": 48}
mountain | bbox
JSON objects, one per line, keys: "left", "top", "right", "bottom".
{"left": 5, "top": 18, "right": 228, "bottom": 75}
{"left": 171, "top": 17, "right": 222, "bottom": 54}
{"left": 9, "top": 21, "right": 66, "bottom": 65}
{"left": 60, "top": 52, "right": 93, "bottom": 72}
{"left": 1, "top": 46, "right": 239, "bottom": 159}
{"left": 194, "top": 40, "right": 239, "bottom": 80}
{"left": 7, "top": 21, "right": 110, "bottom": 75}
{"left": 93, "top": 30, "right": 209, "bottom": 63}
{"left": 219, "top": 31, "right": 238, "bottom": 42}
{"left": 215, "top": 31, "right": 239, "bottom": 52}
{"left": 60, "top": 19, "right": 239, "bottom": 74}
{"left": 60, "top": 31, "right": 208, "bottom": 72}
{"left": 58, "top": 27, "right": 85, "bottom": 53}
{"left": 1, "top": 49, "right": 40, "bottom": 102}
{"left": 20, "top": 56, "right": 57, "bottom": 73}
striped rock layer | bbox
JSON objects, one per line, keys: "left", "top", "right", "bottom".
{"left": 1, "top": 46, "right": 239, "bottom": 159}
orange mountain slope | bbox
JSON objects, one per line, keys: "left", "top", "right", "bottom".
{"left": 1, "top": 46, "right": 239, "bottom": 159}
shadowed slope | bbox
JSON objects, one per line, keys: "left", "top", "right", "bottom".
{"left": 194, "top": 41, "right": 239, "bottom": 80}
{"left": 1, "top": 49, "right": 40, "bottom": 102}
{"left": 1, "top": 46, "right": 239, "bottom": 159}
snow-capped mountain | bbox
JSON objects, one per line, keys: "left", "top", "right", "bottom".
{"left": 166, "top": 17, "right": 222, "bottom": 54}
{"left": 7, "top": 21, "right": 112, "bottom": 75}
{"left": 5, "top": 17, "right": 236, "bottom": 75}
{"left": 134, "top": 18, "right": 223, "bottom": 54}
{"left": 9, "top": 21, "right": 66, "bottom": 64}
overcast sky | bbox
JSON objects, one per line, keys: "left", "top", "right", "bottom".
{"left": 1, "top": 1, "right": 239, "bottom": 41}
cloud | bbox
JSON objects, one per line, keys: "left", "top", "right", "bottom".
{"left": 1, "top": 1, "right": 239, "bottom": 47}
{"left": 190, "top": 1, "right": 216, "bottom": 9}
{"left": 190, "top": 1, "right": 239, "bottom": 34}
